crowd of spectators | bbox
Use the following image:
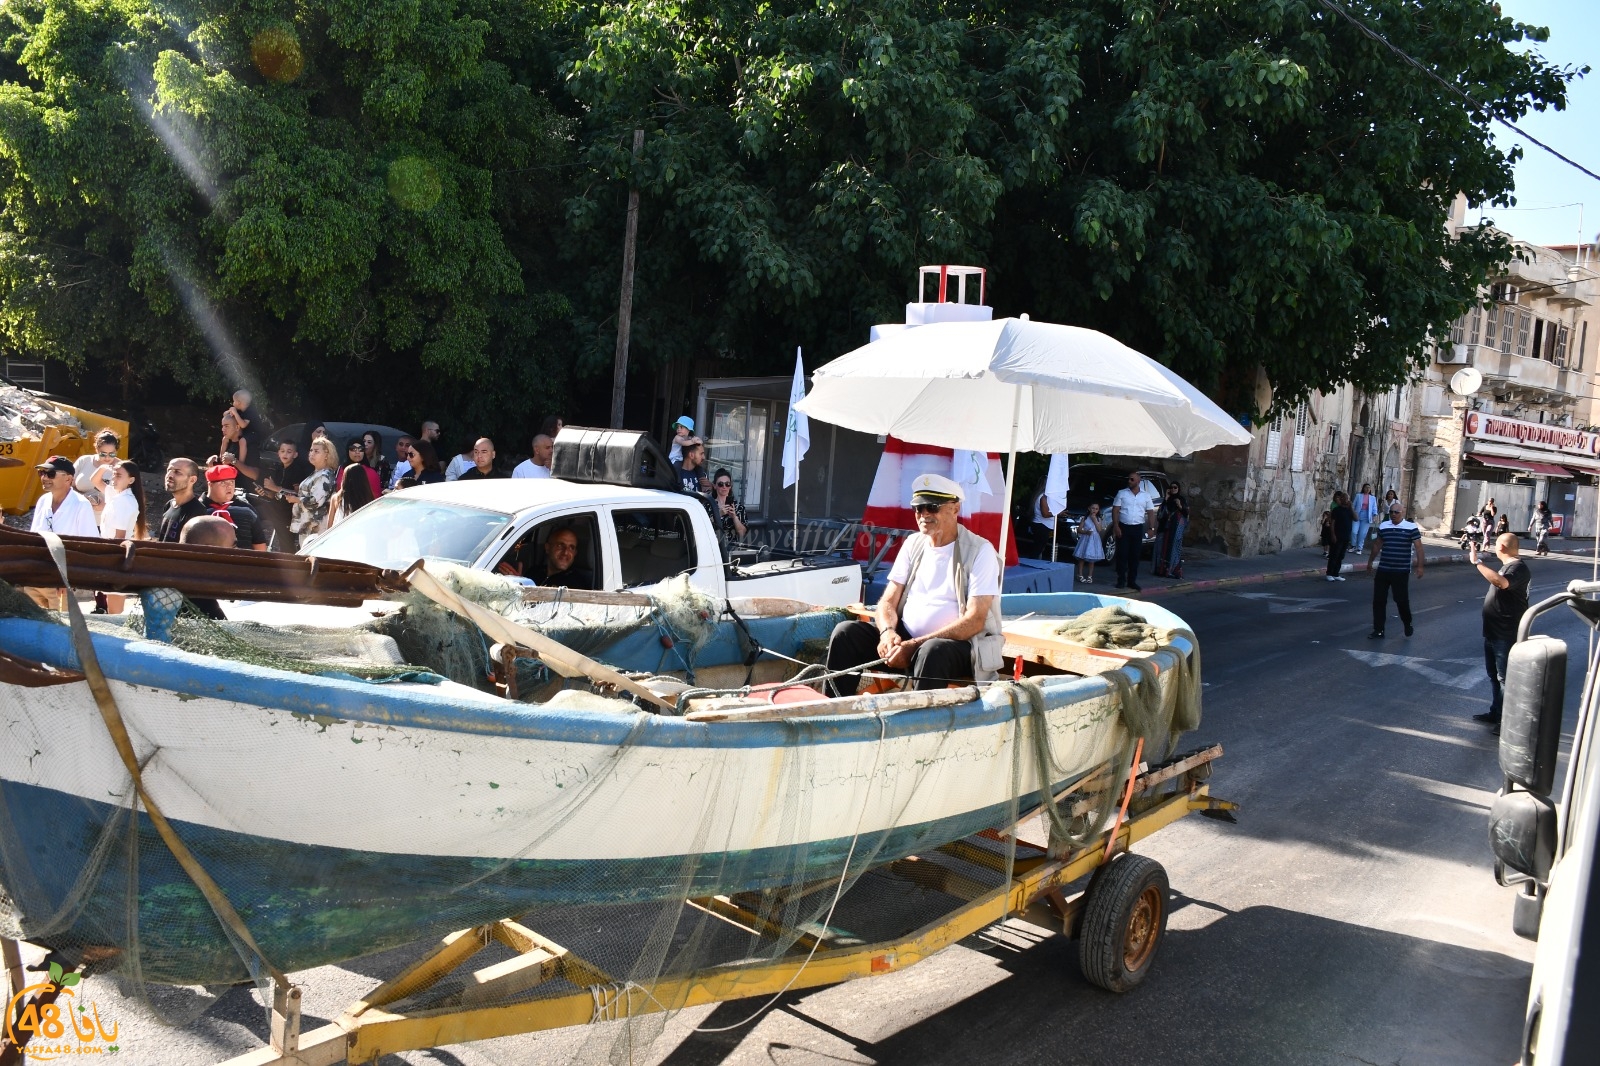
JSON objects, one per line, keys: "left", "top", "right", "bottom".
{"left": 25, "top": 391, "right": 570, "bottom": 612}
{"left": 26, "top": 399, "right": 763, "bottom": 611}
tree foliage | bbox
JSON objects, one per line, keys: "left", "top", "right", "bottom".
{"left": 0, "top": 0, "right": 572, "bottom": 432}
{"left": 554, "top": 0, "right": 1576, "bottom": 413}
{"left": 0, "top": 0, "right": 1579, "bottom": 430}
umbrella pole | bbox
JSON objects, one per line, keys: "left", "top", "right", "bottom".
{"left": 996, "top": 384, "right": 1022, "bottom": 566}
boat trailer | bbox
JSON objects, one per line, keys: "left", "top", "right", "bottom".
{"left": 191, "top": 744, "right": 1236, "bottom": 1066}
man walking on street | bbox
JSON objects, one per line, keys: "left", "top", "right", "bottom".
{"left": 1470, "top": 532, "right": 1530, "bottom": 736}
{"left": 1352, "top": 483, "right": 1379, "bottom": 554}
{"left": 1111, "top": 471, "right": 1155, "bottom": 592}
{"left": 1368, "top": 500, "right": 1424, "bottom": 638}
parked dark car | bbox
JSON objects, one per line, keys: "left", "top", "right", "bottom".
{"left": 264, "top": 422, "right": 414, "bottom": 465}
{"left": 1026, "top": 465, "right": 1169, "bottom": 559}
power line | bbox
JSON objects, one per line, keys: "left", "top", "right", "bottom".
{"left": 1314, "top": 0, "right": 1600, "bottom": 184}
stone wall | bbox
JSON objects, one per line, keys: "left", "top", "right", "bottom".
{"left": 1147, "top": 444, "right": 1345, "bottom": 557}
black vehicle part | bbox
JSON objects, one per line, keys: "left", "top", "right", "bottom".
{"left": 1077, "top": 853, "right": 1169, "bottom": 993}
{"left": 1500, "top": 635, "right": 1567, "bottom": 796}
{"left": 551, "top": 427, "right": 680, "bottom": 492}
{"left": 1490, "top": 788, "right": 1558, "bottom": 884}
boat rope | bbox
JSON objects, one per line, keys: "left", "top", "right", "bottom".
{"left": 584, "top": 708, "right": 892, "bottom": 1039}
{"left": 690, "top": 706, "right": 891, "bottom": 1034}
{"left": 1004, "top": 679, "right": 1129, "bottom": 855}
{"left": 39, "top": 533, "right": 289, "bottom": 990}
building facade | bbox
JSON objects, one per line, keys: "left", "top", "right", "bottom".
{"left": 1136, "top": 375, "right": 1410, "bottom": 556}
{"left": 1411, "top": 205, "right": 1599, "bottom": 536}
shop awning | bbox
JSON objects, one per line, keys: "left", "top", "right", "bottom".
{"left": 1468, "top": 454, "right": 1576, "bottom": 478}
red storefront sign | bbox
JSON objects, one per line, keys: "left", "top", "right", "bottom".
{"left": 1463, "top": 411, "right": 1600, "bottom": 457}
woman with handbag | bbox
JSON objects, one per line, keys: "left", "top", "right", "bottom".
{"left": 1152, "top": 484, "right": 1189, "bottom": 579}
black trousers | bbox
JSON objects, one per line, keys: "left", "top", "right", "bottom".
{"left": 824, "top": 619, "right": 973, "bottom": 697}
{"left": 1114, "top": 528, "right": 1143, "bottom": 586}
{"left": 1371, "top": 570, "right": 1412, "bottom": 633}
{"left": 1326, "top": 537, "right": 1349, "bottom": 577}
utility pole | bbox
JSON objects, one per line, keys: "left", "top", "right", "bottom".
{"left": 610, "top": 129, "right": 645, "bottom": 430}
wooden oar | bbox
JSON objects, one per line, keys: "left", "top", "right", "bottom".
{"left": 404, "top": 562, "right": 675, "bottom": 712}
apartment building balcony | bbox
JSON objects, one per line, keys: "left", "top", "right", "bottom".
{"left": 1455, "top": 345, "right": 1585, "bottom": 403}
{"left": 1503, "top": 245, "right": 1596, "bottom": 308}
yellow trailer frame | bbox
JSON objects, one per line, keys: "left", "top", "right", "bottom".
{"left": 212, "top": 744, "right": 1234, "bottom": 1066}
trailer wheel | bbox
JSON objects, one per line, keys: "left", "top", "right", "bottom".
{"left": 1077, "top": 854, "right": 1169, "bottom": 992}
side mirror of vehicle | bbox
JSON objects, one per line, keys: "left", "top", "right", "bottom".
{"left": 1499, "top": 635, "right": 1566, "bottom": 797}
{"left": 1488, "top": 788, "right": 1557, "bottom": 886}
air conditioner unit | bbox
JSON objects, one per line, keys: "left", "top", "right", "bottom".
{"left": 1437, "top": 343, "right": 1470, "bottom": 365}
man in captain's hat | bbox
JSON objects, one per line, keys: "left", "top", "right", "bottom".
{"left": 825, "top": 473, "right": 1005, "bottom": 696}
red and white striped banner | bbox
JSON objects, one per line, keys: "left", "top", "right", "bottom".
{"left": 854, "top": 436, "right": 1019, "bottom": 566}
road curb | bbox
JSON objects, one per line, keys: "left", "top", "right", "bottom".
{"left": 1130, "top": 546, "right": 1474, "bottom": 598}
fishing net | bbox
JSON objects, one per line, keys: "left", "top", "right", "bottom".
{"left": 0, "top": 574, "right": 1201, "bottom": 1065}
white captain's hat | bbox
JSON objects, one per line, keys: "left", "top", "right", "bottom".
{"left": 909, "top": 472, "right": 965, "bottom": 506}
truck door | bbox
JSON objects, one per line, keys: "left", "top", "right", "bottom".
{"left": 607, "top": 505, "right": 720, "bottom": 596}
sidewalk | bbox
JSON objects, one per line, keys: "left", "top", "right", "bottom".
{"left": 1120, "top": 535, "right": 1600, "bottom": 599}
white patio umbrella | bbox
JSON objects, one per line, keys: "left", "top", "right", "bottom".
{"left": 796, "top": 316, "right": 1253, "bottom": 557}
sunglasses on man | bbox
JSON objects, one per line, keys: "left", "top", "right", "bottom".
{"left": 912, "top": 502, "right": 947, "bottom": 515}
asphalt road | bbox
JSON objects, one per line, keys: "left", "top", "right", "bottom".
{"left": 20, "top": 559, "right": 1595, "bottom": 1066}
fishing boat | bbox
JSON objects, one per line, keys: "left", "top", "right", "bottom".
{"left": 0, "top": 528, "right": 1199, "bottom": 987}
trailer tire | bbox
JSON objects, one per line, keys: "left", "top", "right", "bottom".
{"left": 1077, "top": 853, "right": 1168, "bottom": 993}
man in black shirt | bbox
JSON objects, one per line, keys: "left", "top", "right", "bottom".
{"left": 457, "top": 437, "right": 508, "bottom": 480}
{"left": 157, "top": 458, "right": 210, "bottom": 542}
{"left": 1470, "top": 532, "right": 1530, "bottom": 735}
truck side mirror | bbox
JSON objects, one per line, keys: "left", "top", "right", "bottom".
{"left": 1499, "top": 635, "right": 1566, "bottom": 797}
{"left": 1488, "top": 789, "right": 1557, "bottom": 885}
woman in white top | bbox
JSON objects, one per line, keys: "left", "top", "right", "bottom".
{"left": 94, "top": 460, "right": 147, "bottom": 541}
{"left": 92, "top": 460, "right": 147, "bottom": 613}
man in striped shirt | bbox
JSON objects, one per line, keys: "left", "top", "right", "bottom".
{"left": 1367, "top": 500, "right": 1425, "bottom": 639}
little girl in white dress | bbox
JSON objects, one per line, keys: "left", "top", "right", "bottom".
{"left": 1074, "top": 504, "right": 1107, "bottom": 583}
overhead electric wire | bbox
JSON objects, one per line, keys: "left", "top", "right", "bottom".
{"left": 1314, "top": 0, "right": 1600, "bottom": 185}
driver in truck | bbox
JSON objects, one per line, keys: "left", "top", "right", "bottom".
{"left": 498, "top": 525, "right": 595, "bottom": 590}
{"left": 823, "top": 473, "right": 1004, "bottom": 697}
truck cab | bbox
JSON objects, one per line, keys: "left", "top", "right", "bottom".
{"left": 293, "top": 428, "right": 862, "bottom": 609}
{"left": 1487, "top": 579, "right": 1600, "bottom": 1064}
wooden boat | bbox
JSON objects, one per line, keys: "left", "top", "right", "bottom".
{"left": 0, "top": 532, "right": 1198, "bottom": 986}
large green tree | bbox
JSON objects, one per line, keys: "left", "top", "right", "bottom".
{"left": 0, "top": 0, "right": 572, "bottom": 433}
{"left": 0, "top": 0, "right": 1579, "bottom": 430}
{"left": 554, "top": 0, "right": 1577, "bottom": 413}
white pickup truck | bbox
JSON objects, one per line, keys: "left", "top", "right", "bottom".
{"left": 291, "top": 428, "right": 863, "bottom": 608}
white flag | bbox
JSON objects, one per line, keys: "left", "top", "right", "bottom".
{"left": 782, "top": 348, "right": 810, "bottom": 489}
{"left": 950, "top": 450, "right": 993, "bottom": 517}
{"left": 1043, "top": 453, "right": 1070, "bottom": 518}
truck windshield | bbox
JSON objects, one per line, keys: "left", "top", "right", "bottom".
{"left": 302, "top": 496, "right": 513, "bottom": 570}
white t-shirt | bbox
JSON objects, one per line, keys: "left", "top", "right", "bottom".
{"left": 99, "top": 487, "right": 140, "bottom": 539}
{"left": 30, "top": 488, "right": 99, "bottom": 537}
{"left": 887, "top": 536, "right": 1003, "bottom": 639}
{"left": 1112, "top": 487, "right": 1152, "bottom": 526}
{"left": 512, "top": 459, "right": 552, "bottom": 479}
{"left": 444, "top": 453, "right": 473, "bottom": 481}
{"left": 388, "top": 460, "right": 415, "bottom": 489}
